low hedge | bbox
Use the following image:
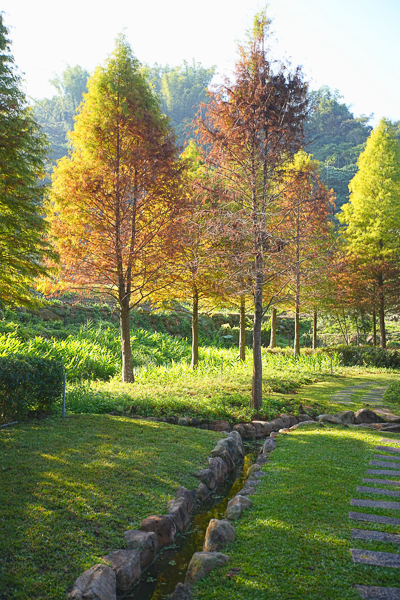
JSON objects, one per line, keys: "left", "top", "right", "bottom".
{"left": 0, "top": 355, "right": 64, "bottom": 424}
{"left": 324, "top": 345, "right": 400, "bottom": 369}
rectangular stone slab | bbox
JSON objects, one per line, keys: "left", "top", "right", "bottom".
{"left": 366, "top": 469, "right": 400, "bottom": 477}
{"left": 351, "top": 498, "right": 400, "bottom": 510}
{"left": 349, "top": 511, "right": 400, "bottom": 526}
{"left": 356, "top": 585, "right": 400, "bottom": 599}
{"left": 381, "top": 439, "right": 400, "bottom": 445}
{"left": 374, "top": 455, "right": 400, "bottom": 462}
{"left": 358, "top": 486, "right": 400, "bottom": 497}
{"left": 352, "top": 529, "right": 400, "bottom": 544}
{"left": 351, "top": 548, "right": 400, "bottom": 568}
{"left": 370, "top": 461, "right": 400, "bottom": 469}
{"left": 363, "top": 478, "right": 400, "bottom": 487}
{"left": 376, "top": 446, "right": 400, "bottom": 455}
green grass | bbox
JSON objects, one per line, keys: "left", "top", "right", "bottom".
{"left": 192, "top": 426, "right": 400, "bottom": 600}
{"left": 0, "top": 415, "right": 221, "bottom": 600}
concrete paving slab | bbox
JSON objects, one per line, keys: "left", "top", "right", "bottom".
{"left": 352, "top": 529, "right": 400, "bottom": 544}
{"left": 349, "top": 512, "right": 400, "bottom": 526}
{"left": 370, "top": 461, "right": 400, "bottom": 469}
{"left": 363, "top": 478, "right": 400, "bottom": 487}
{"left": 356, "top": 585, "right": 400, "bottom": 599}
{"left": 381, "top": 439, "right": 400, "bottom": 445}
{"left": 351, "top": 498, "right": 400, "bottom": 510}
{"left": 374, "top": 455, "right": 400, "bottom": 462}
{"left": 366, "top": 469, "right": 400, "bottom": 477}
{"left": 351, "top": 548, "right": 400, "bottom": 568}
{"left": 357, "top": 486, "right": 400, "bottom": 498}
{"left": 376, "top": 446, "right": 400, "bottom": 455}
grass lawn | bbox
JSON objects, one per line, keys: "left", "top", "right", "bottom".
{"left": 0, "top": 415, "right": 221, "bottom": 600}
{"left": 192, "top": 426, "right": 400, "bottom": 600}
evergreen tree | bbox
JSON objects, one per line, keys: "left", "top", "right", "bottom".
{"left": 339, "top": 118, "right": 400, "bottom": 347}
{"left": 0, "top": 13, "right": 55, "bottom": 306}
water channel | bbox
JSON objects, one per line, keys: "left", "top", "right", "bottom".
{"left": 120, "top": 443, "right": 259, "bottom": 600}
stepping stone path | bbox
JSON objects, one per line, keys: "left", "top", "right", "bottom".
{"left": 332, "top": 382, "right": 388, "bottom": 406}
{"left": 350, "top": 437, "right": 400, "bottom": 599}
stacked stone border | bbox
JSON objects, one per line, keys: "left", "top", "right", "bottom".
{"left": 68, "top": 407, "right": 399, "bottom": 600}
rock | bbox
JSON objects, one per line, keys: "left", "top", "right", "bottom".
{"left": 334, "top": 410, "right": 355, "bottom": 424}
{"left": 250, "top": 421, "right": 264, "bottom": 439}
{"left": 36, "top": 307, "right": 63, "bottom": 322}
{"left": 209, "top": 446, "right": 235, "bottom": 471}
{"left": 190, "top": 417, "right": 201, "bottom": 427}
{"left": 167, "top": 416, "right": 177, "bottom": 424}
{"left": 242, "top": 423, "right": 256, "bottom": 440}
{"left": 251, "top": 471, "right": 266, "bottom": 479}
{"left": 262, "top": 437, "right": 277, "bottom": 453}
{"left": 68, "top": 564, "right": 116, "bottom": 600}
{"left": 103, "top": 549, "right": 141, "bottom": 592}
{"left": 140, "top": 515, "right": 176, "bottom": 548}
{"left": 225, "top": 495, "right": 252, "bottom": 519}
{"left": 197, "top": 482, "right": 211, "bottom": 502}
{"left": 280, "top": 414, "right": 298, "bottom": 428}
{"left": 209, "top": 420, "right": 231, "bottom": 432}
{"left": 232, "top": 424, "right": 246, "bottom": 438}
{"left": 236, "top": 485, "right": 256, "bottom": 496}
{"left": 208, "top": 456, "right": 228, "bottom": 483}
{"left": 256, "top": 454, "right": 269, "bottom": 465}
{"left": 289, "top": 420, "right": 320, "bottom": 430}
{"left": 381, "top": 424, "right": 400, "bottom": 433}
{"left": 246, "top": 475, "right": 260, "bottom": 487}
{"left": 214, "top": 437, "right": 239, "bottom": 462}
{"left": 177, "top": 486, "right": 195, "bottom": 514}
{"left": 124, "top": 529, "right": 158, "bottom": 568}
{"left": 227, "top": 430, "right": 245, "bottom": 456}
{"left": 178, "top": 417, "right": 189, "bottom": 426}
{"left": 355, "top": 409, "right": 383, "bottom": 424}
{"left": 317, "top": 414, "right": 345, "bottom": 425}
{"left": 168, "top": 582, "right": 192, "bottom": 600}
{"left": 168, "top": 497, "right": 190, "bottom": 533}
{"left": 197, "top": 468, "right": 216, "bottom": 490}
{"left": 297, "top": 413, "right": 314, "bottom": 422}
{"left": 185, "top": 551, "right": 230, "bottom": 586}
{"left": 269, "top": 418, "right": 285, "bottom": 431}
{"left": 203, "top": 519, "right": 235, "bottom": 552}
{"left": 247, "top": 464, "right": 262, "bottom": 477}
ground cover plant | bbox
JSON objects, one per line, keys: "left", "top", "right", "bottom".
{"left": 192, "top": 426, "right": 400, "bottom": 600}
{"left": 0, "top": 415, "right": 221, "bottom": 600}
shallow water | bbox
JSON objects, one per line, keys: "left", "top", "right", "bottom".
{"left": 121, "top": 444, "right": 259, "bottom": 600}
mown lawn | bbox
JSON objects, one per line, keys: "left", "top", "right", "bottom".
{"left": 192, "top": 426, "right": 400, "bottom": 600}
{"left": 0, "top": 415, "right": 221, "bottom": 600}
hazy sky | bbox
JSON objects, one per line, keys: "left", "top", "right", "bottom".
{"left": 2, "top": 0, "right": 399, "bottom": 124}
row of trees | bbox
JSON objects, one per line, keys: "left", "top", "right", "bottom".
{"left": 2, "top": 10, "right": 400, "bottom": 411}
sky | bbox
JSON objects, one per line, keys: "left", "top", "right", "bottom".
{"left": 2, "top": 0, "right": 399, "bottom": 125}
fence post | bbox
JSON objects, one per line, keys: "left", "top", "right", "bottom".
{"left": 62, "top": 370, "right": 67, "bottom": 418}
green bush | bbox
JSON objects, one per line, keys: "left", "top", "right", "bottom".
{"left": 0, "top": 355, "right": 64, "bottom": 423}
{"left": 324, "top": 345, "right": 400, "bottom": 369}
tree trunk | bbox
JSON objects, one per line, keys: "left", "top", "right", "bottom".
{"left": 191, "top": 285, "right": 199, "bottom": 369}
{"left": 312, "top": 310, "right": 317, "bottom": 350}
{"left": 269, "top": 307, "right": 277, "bottom": 348}
{"left": 252, "top": 257, "right": 263, "bottom": 411}
{"left": 239, "top": 294, "right": 246, "bottom": 362}
{"left": 294, "top": 204, "right": 301, "bottom": 356}
{"left": 120, "top": 300, "right": 134, "bottom": 383}
{"left": 373, "top": 307, "right": 377, "bottom": 347}
{"left": 377, "top": 274, "right": 386, "bottom": 349}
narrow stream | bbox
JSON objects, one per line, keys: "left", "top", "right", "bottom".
{"left": 121, "top": 444, "right": 259, "bottom": 600}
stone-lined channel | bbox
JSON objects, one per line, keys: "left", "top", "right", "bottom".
{"left": 120, "top": 445, "right": 259, "bottom": 600}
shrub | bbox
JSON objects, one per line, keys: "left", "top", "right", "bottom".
{"left": 0, "top": 355, "right": 64, "bottom": 423}
{"left": 323, "top": 345, "right": 400, "bottom": 369}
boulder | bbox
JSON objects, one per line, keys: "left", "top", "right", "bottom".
{"left": 242, "top": 423, "right": 256, "bottom": 440}
{"left": 209, "top": 420, "right": 231, "bottom": 432}
{"left": 269, "top": 418, "right": 285, "bottom": 432}
{"left": 251, "top": 471, "right": 266, "bottom": 479}
{"left": 140, "top": 515, "right": 176, "bottom": 548}
{"left": 227, "top": 430, "right": 245, "bottom": 456}
{"left": 256, "top": 454, "right": 269, "bottom": 465}
{"left": 185, "top": 552, "right": 230, "bottom": 586}
{"left": 381, "top": 423, "right": 400, "bottom": 433}
{"left": 189, "top": 417, "right": 201, "bottom": 427}
{"left": 168, "top": 582, "right": 192, "bottom": 600}
{"left": 203, "top": 519, "right": 235, "bottom": 552}
{"left": 103, "top": 549, "right": 141, "bottom": 592}
{"left": 168, "top": 497, "right": 190, "bottom": 533}
{"left": 289, "top": 421, "right": 319, "bottom": 430}
{"left": 317, "top": 414, "right": 345, "bottom": 425}
{"left": 197, "top": 482, "right": 211, "bottom": 502}
{"left": 232, "top": 424, "right": 246, "bottom": 438}
{"left": 177, "top": 486, "right": 195, "bottom": 514}
{"left": 354, "top": 408, "right": 383, "bottom": 424}
{"left": 124, "top": 529, "right": 158, "bottom": 568}
{"left": 167, "top": 416, "right": 177, "bottom": 424}
{"left": 236, "top": 485, "right": 256, "bottom": 496}
{"left": 334, "top": 410, "right": 355, "bottom": 424}
{"left": 197, "top": 468, "right": 216, "bottom": 491}
{"left": 209, "top": 446, "right": 235, "bottom": 471}
{"left": 234, "top": 494, "right": 253, "bottom": 509}
{"left": 178, "top": 418, "right": 189, "bottom": 426}
{"left": 280, "top": 414, "right": 298, "bottom": 428}
{"left": 208, "top": 456, "right": 228, "bottom": 483}
{"left": 68, "top": 564, "right": 116, "bottom": 600}
{"left": 246, "top": 475, "right": 260, "bottom": 487}
{"left": 262, "top": 437, "right": 277, "bottom": 453}
{"left": 250, "top": 421, "right": 264, "bottom": 439}
{"left": 213, "top": 437, "right": 239, "bottom": 462}
{"left": 247, "top": 464, "right": 261, "bottom": 477}
{"left": 297, "top": 413, "right": 314, "bottom": 422}
{"left": 225, "top": 495, "right": 252, "bottom": 520}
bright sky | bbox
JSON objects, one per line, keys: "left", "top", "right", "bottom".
{"left": 2, "top": 0, "right": 399, "bottom": 124}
